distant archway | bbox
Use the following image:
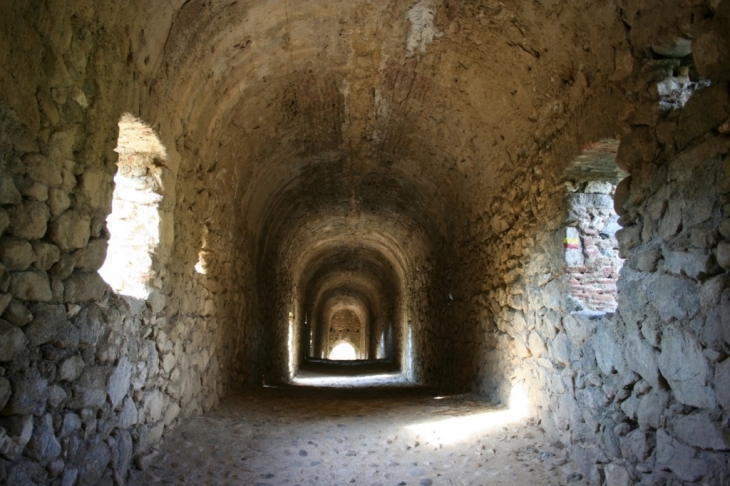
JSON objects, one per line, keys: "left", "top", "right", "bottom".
{"left": 329, "top": 342, "right": 357, "bottom": 360}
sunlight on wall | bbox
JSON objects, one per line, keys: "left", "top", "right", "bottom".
{"left": 329, "top": 341, "right": 357, "bottom": 360}
{"left": 405, "top": 385, "right": 529, "bottom": 445}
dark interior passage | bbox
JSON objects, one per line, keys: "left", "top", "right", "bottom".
{"left": 1, "top": 1, "right": 730, "bottom": 484}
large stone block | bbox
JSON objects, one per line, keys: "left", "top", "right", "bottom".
{"left": 24, "top": 303, "right": 67, "bottom": 346}
{"left": 0, "top": 238, "right": 37, "bottom": 271}
{"left": 671, "top": 413, "right": 730, "bottom": 451}
{"left": 2, "top": 300, "right": 33, "bottom": 326}
{"left": 658, "top": 326, "right": 716, "bottom": 409}
{"left": 107, "top": 356, "right": 131, "bottom": 409}
{"left": 655, "top": 429, "right": 707, "bottom": 482}
{"left": 24, "top": 153, "right": 64, "bottom": 187}
{"left": 31, "top": 241, "right": 60, "bottom": 272}
{"left": 0, "top": 319, "right": 27, "bottom": 361}
{"left": 594, "top": 327, "right": 626, "bottom": 376}
{"left": 26, "top": 414, "right": 61, "bottom": 463}
{"left": 646, "top": 274, "right": 699, "bottom": 322}
{"left": 2, "top": 370, "right": 47, "bottom": 416}
{"left": 716, "top": 358, "right": 730, "bottom": 413}
{"left": 8, "top": 201, "right": 50, "bottom": 240}
{"left": 63, "top": 271, "right": 106, "bottom": 302}
{"left": 9, "top": 270, "right": 52, "bottom": 302}
{"left": 58, "top": 355, "right": 85, "bottom": 382}
{"left": 68, "top": 367, "right": 107, "bottom": 409}
{"left": 674, "top": 83, "right": 729, "bottom": 150}
{"left": 0, "top": 175, "right": 22, "bottom": 205}
{"left": 0, "top": 377, "right": 10, "bottom": 411}
{"left": 73, "top": 238, "right": 107, "bottom": 270}
{"left": 637, "top": 389, "right": 669, "bottom": 431}
{"left": 49, "top": 210, "right": 90, "bottom": 251}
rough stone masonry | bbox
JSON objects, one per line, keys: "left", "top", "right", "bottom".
{"left": 1, "top": 0, "right": 729, "bottom": 485}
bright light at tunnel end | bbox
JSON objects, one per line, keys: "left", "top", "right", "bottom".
{"left": 406, "top": 384, "right": 530, "bottom": 446}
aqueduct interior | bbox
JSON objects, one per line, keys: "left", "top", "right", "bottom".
{"left": 1, "top": 0, "right": 730, "bottom": 484}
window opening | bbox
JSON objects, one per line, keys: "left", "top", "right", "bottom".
{"left": 99, "top": 114, "right": 167, "bottom": 299}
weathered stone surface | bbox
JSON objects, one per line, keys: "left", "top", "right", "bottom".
{"left": 78, "top": 437, "right": 111, "bottom": 485}
{"left": 26, "top": 414, "right": 61, "bottom": 463}
{"left": 616, "top": 127, "right": 656, "bottom": 172}
{"left": 717, "top": 241, "right": 730, "bottom": 270}
{"left": 0, "top": 377, "right": 10, "bottom": 411}
{"left": 672, "top": 413, "right": 730, "bottom": 451}
{"left": 716, "top": 358, "right": 730, "bottom": 413}
{"left": 58, "top": 355, "right": 85, "bottom": 382}
{"left": 49, "top": 210, "right": 91, "bottom": 251}
{"left": 655, "top": 429, "right": 707, "bottom": 482}
{"left": 50, "top": 253, "right": 76, "bottom": 280}
{"left": 73, "top": 238, "right": 107, "bottom": 271}
{"left": 31, "top": 241, "right": 60, "bottom": 271}
{"left": 562, "top": 313, "right": 597, "bottom": 346}
{"left": 0, "top": 319, "right": 27, "bottom": 361}
{"left": 9, "top": 271, "right": 53, "bottom": 302}
{"left": 8, "top": 201, "right": 50, "bottom": 240}
{"left": 107, "top": 356, "right": 131, "bottom": 409}
{"left": 658, "top": 326, "right": 716, "bottom": 409}
{"left": 647, "top": 275, "right": 699, "bottom": 322}
{"left": 0, "top": 238, "right": 36, "bottom": 271}
{"left": 23, "top": 153, "right": 63, "bottom": 187}
{"left": 674, "top": 83, "right": 729, "bottom": 150}
{"left": 63, "top": 271, "right": 106, "bottom": 303}
{"left": 48, "top": 188, "right": 71, "bottom": 217}
{"left": 60, "top": 413, "right": 82, "bottom": 439}
{"left": 2, "top": 300, "right": 33, "bottom": 326}
{"left": 143, "top": 389, "right": 165, "bottom": 423}
{"left": 18, "top": 179, "right": 49, "bottom": 202}
{"left": 620, "top": 429, "right": 654, "bottom": 463}
{"left": 24, "top": 303, "right": 67, "bottom": 346}
{"left": 615, "top": 225, "right": 642, "bottom": 257}
{"left": 637, "top": 389, "right": 669, "bottom": 431}
{"left": 0, "top": 292, "right": 11, "bottom": 317}
{"left": 47, "top": 384, "right": 67, "bottom": 408}
{"left": 2, "top": 370, "right": 47, "bottom": 416}
{"left": 68, "top": 367, "right": 107, "bottom": 410}
{"left": 112, "top": 429, "right": 133, "bottom": 478}
{"left": 604, "top": 464, "right": 631, "bottom": 486}
{"left": 117, "top": 396, "right": 138, "bottom": 428}
{"left": 0, "top": 208, "right": 9, "bottom": 235}
{"left": 624, "top": 323, "right": 661, "bottom": 390}
{"left": 0, "top": 175, "right": 22, "bottom": 205}
{"left": 594, "top": 327, "right": 625, "bottom": 376}
{"left": 661, "top": 250, "right": 713, "bottom": 279}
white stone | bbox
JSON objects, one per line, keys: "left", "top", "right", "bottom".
{"left": 58, "top": 355, "right": 85, "bottom": 382}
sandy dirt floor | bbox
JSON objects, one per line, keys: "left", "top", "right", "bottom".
{"left": 129, "top": 387, "right": 586, "bottom": 486}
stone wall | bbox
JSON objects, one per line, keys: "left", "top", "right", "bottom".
{"left": 0, "top": 3, "right": 238, "bottom": 483}
{"left": 477, "top": 34, "right": 730, "bottom": 486}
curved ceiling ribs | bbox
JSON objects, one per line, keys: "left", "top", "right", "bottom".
{"left": 145, "top": 0, "right": 626, "bottom": 385}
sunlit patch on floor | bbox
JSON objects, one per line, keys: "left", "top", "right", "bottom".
{"left": 405, "top": 385, "right": 529, "bottom": 445}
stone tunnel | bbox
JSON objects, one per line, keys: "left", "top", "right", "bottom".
{"left": 1, "top": 0, "right": 730, "bottom": 484}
